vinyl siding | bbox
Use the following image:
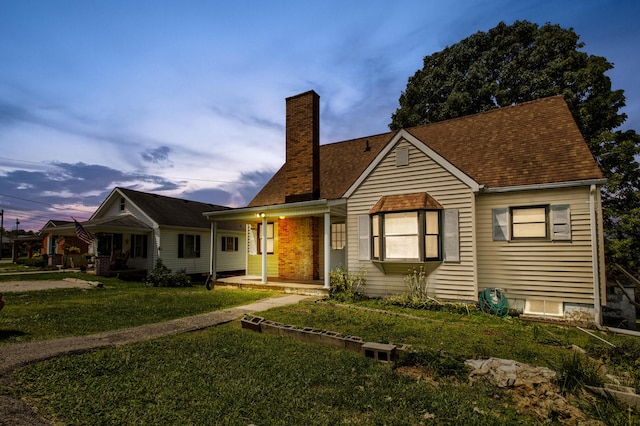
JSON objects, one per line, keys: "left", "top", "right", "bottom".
{"left": 476, "top": 187, "right": 596, "bottom": 304}
{"left": 217, "top": 231, "right": 246, "bottom": 272}
{"left": 160, "top": 228, "right": 211, "bottom": 275}
{"left": 347, "top": 139, "right": 476, "bottom": 300}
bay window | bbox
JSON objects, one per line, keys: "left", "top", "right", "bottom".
{"left": 372, "top": 210, "right": 441, "bottom": 261}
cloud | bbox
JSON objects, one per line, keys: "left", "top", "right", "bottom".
{"left": 141, "top": 146, "right": 171, "bottom": 163}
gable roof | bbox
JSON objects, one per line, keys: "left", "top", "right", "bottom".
{"left": 250, "top": 96, "right": 602, "bottom": 207}
{"left": 117, "top": 187, "right": 230, "bottom": 229}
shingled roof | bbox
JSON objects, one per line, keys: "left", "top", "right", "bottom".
{"left": 249, "top": 96, "right": 602, "bottom": 207}
{"left": 117, "top": 187, "right": 230, "bottom": 229}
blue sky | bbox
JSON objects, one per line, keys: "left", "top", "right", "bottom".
{"left": 1, "top": 0, "right": 639, "bottom": 232}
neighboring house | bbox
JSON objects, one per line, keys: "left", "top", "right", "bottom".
{"left": 40, "top": 220, "right": 89, "bottom": 258}
{"left": 46, "top": 187, "right": 245, "bottom": 276}
{"left": 205, "top": 90, "right": 607, "bottom": 324}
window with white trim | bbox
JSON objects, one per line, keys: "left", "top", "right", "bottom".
{"left": 331, "top": 222, "right": 346, "bottom": 250}
{"left": 511, "top": 206, "right": 548, "bottom": 239}
{"left": 371, "top": 210, "right": 442, "bottom": 261}
{"left": 493, "top": 204, "right": 571, "bottom": 241}
{"left": 221, "top": 236, "right": 239, "bottom": 252}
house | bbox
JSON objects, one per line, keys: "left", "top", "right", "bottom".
{"left": 204, "top": 90, "right": 607, "bottom": 324}
{"left": 43, "top": 187, "right": 245, "bottom": 277}
{"left": 40, "top": 220, "right": 89, "bottom": 264}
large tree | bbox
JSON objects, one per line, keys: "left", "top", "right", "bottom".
{"left": 391, "top": 20, "right": 640, "bottom": 275}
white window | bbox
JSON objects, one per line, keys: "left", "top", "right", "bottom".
{"left": 372, "top": 210, "right": 442, "bottom": 261}
{"left": 221, "top": 236, "right": 239, "bottom": 252}
{"left": 511, "top": 206, "right": 548, "bottom": 239}
{"left": 331, "top": 223, "right": 346, "bottom": 250}
{"left": 493, "top": 205, "right": 571, "bottom": 241}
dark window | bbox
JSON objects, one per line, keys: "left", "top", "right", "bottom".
{"left": 221, "top": 236, "right": 239, "bottom": 252}
{"left": 178, "top": 234, "right": 201, "bottom": 258}
{"left": 131, "top": 234, "right": 148, "bottom": 258}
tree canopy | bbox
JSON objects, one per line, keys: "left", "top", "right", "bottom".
{"left": 391, "top": 20, "right": 640, "bottom": 275}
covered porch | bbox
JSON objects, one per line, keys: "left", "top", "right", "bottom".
{"left": 40, "top": 215, "right": 153, "bottom": 276}
{"left": 204, "top": 198, "right": 347, "bottom": 289}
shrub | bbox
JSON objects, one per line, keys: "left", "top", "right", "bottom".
{"left": 329, "top": 266, "right": 366, "bottom": 302}
{"left": 144, "top": 259, "right": 192, "bottom": 287}
{"left": 389, "top": 267, "right": 478, "bottom": 314}
{"left": 21, "top": 256, "right": 47, "bottom": 268}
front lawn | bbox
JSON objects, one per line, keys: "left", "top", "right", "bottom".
{"left": 0, "top": 273, "right": 274, "bottom": 343}
{"left": 8, "top": 297, "right": 640, "bottom": 425}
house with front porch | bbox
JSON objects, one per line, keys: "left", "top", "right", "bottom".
{"left": 204, "top": 90, "right": 607, "bottom": 324}
{"left": 45, "top": 187, "right": 245, "bottom": 277}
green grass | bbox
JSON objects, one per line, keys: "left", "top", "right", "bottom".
{"left": 4, "top": 285, "right": 639, "bottom": 425}
{"left": 0, "top": 273, "right": 274, "bottom": 343}
{"left": 12, "top": 323, "right": 535, "bottom": 425}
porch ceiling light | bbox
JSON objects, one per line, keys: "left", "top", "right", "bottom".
{"left": 256, "top": 212, "right": 265, "bottom": 218}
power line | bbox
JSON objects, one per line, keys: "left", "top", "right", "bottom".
{"left": 0, "top": 156, "right": 269, "bottom": 185}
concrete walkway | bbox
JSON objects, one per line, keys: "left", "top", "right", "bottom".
{"left": 0, "top": 294, "right": 310, "bottom": 376}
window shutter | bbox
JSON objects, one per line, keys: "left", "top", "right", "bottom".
{"left": 221, "top": 236, "right": 227, "bottom": 252}
{"left": 247, "top": 225, "right": 257, "bottom": 255}
{"left": 492, "top": 208, "right": 509, "bottom": 241}
{"left": 550, "top": 204, "right": 571, "bottom": 241}
{"left": 142, "top": 235, "right": 148, "bottom": 258}
{"left": 195, "top": 235, "right": 201, "bottom": 258}
{"left": 443, "top": 209, "right": 459, "bottom": 263}
{"left": 358, "top": 215, "right": 370, "bottom": 261}
{"left": 178, "top": 234, "right": 184, "bottom": 258}
{"left": 234, "top": 237, "right": 239, "bottom": 251}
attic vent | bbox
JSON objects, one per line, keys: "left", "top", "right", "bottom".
{"left": 396, "top": 147, "right": 409, "bottom": 167}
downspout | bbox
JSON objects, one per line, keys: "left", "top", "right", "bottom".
{"left": 261, "top": 215, "right": 267, "bottom": 284}
{"left": 324, "top": 213, "right": 330, "bottom": 289}
{"left": 590, "top": 184, "right": 602, "bottom": 327}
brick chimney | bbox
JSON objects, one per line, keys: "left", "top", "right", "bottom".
{"left": 285, "top": 90, "right": 320, "bottom": 203}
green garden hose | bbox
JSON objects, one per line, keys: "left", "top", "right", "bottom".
{"left": 479, "top": 288, "right": 509, "bottom": 317}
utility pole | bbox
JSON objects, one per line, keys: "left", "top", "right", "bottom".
{"left": 0, "top": 209, "right": 3, "bottom": 260}
{"left": 12, "top": 217, "right": 20, "bottom": 262}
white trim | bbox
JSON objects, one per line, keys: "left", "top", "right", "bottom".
{"left": 344, "top": 129, "right": 481, "bottom": 198}
{"left": 483, "top": 179, "right": 607, "bottom": 193}
{"left": 590, "top": 184, "right": 601, "bottom": 326}
{"left": 204, "top": 199, "right": 346, "bottom": 222}
{"left": 324, "top": 213, "right": 330, "bottom": 289}
{"left": 261, "top": 216, "right": 267, "bottom": 284}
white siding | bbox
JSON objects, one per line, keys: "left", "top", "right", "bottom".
{"left": 476, "top": 187, "right": 596, "bottom": 304}
{"left": 347, "top": 139, "right": 476, "bottom": 300}
{"left": 217, "top": 231, "right": 246, "bottom": 272}
{"left": 160, "top": 228, "right": 211, "bottom": 275}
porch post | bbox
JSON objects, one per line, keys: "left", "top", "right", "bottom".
{"left": 324, "top": 212, "right": 330, "bottom": 289}
{"left": 261, "top": 215, "right": 268, "bottom": 284}
{"left": 210, "top": 221, "right": 217, "bottom": 281}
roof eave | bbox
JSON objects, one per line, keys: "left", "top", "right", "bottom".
{"left": 204, "top": 199, "right": 346, "bottom": 221}
{"left": 482, "top": 178, "right": 607, "bottom": 193}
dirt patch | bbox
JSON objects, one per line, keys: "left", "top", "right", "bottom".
{"left": 0, "top": 278, "right": 102, "bottom": 293}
